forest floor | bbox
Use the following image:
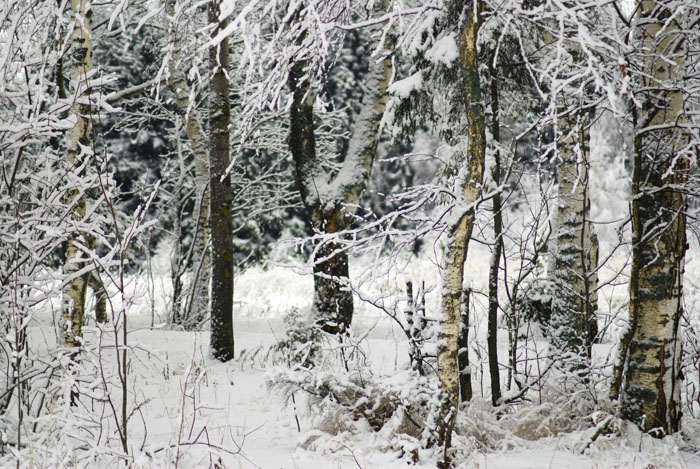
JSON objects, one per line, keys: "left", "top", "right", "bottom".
{"left": 122, "top": 317, "right": 700, "bottom": 469}
{"left": 17, "top": 236, "right": 700, "bottom": 468}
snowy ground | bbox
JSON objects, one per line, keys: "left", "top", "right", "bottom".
{"left": 86, "top": 316, "right": 700, "bottom": 468}
{"left": 16, "top": 241, "right": 699, "bottom": 469}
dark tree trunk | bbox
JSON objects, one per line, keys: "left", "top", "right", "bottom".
{"left": 208, "top": 0, "right": 234, "bottom": 362}
{"left": 458, "top": 288, "right": 472, "bottom": 403}
{"left": 88, "top": 273, "right": 108, "bottom": 324}
{"left": 312, "top": 237, "right": 353, "bottom": 334}
{"left": 488, "top": 73, "right": 502, "bottom": 407}
{"left": 287, "top": 4, "right": 393, "bottom": 334}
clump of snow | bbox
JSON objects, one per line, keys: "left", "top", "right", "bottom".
{"left": 387, "top": 71, "right": 423, "bottom": 99}
{"left": 426, "top": 33, "right": 459, "bottom": 67}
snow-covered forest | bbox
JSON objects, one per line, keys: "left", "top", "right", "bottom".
{"left": 2, "top": 0, "right": 700, "bottom": 467}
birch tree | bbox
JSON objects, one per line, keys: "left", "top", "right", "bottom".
{"left": 62, "top": 0, "right": 95, "bottom": 348}
{"left": 436, "top": 0, "right": 485, "bottom": 461}
{"left": 167, "top": 0, "right": 211, "bottom": 329}
{"left": 611, "top": 0, "right": 691, "bottom": 434}
{"left": 550, "top": 107, "right": 599, "bottom": 372}
{"left": 523, "top": 0, "right": 602, "bottom": 374}
{"left": 287, "top": 1, "right": 394, "bottom": 334}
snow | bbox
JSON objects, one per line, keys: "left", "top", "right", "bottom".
{"left": 387, "top": 71, "right": 423, "bottom": 99}
{"left": 11, "top": 237, "right": 700, "bottom": 468}
{"left": 427, "top": 33, "right": 460, "bottom": 67}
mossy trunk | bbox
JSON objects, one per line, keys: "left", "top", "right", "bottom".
{"left": 312, "top": 224, "right": 353, "bottom": 334}
{"left": 88, "top": 272, "right": 108, "bottom": 323}
{"left": 437, "top": 2, "right": 484, "bottom": 462}
{"left": 208, "top": 0, "right": 234, "bottom": 362}
{"left": 615, "top": 0, "right": 688, "bottom": 435}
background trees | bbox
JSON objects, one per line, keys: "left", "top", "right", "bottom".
{"left": 1, "top": 0, "right": 700, "bottom": 465}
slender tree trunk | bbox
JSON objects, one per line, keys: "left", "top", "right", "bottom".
{"left": 167, "top": 0, "right": 210, "bottom": 328}
{"left": 287, "top": 4, "right": 393, "bottom": 334}
{"left": 550, "top": 108, "right": 598, "bottom": 374}
{"left": 615, "top": 0, "right": 687, "bottom": 434}
{"left": 208, "top": 0, "right": 234, "bottom": 361}
{"left": 487, "top": 72, "right": 502, "bottom": 407}
{"left": 437, "top": 3, "right": 484, "bottom": 463}
{"left": 62, "top": 0, "right": 93, "bottom": 348}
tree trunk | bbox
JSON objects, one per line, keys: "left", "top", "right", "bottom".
{"left": 437, "top": 2, "right": 484, "bottom": 462}
{"left": 487, "top": 72, "right": 502, "bottom": 407}
{"left": 167, "top": 0, "right": 211, "bottom": 329}
{"left": 458, "top": 288, "right": 473, "bottom": 402}
{"left": 615, "top": 0, "right": 687, "bottom": 435}
{"left": 88, "top": 273, "right": 108, "bottom": 323}
{"left": 287, "top": 4, "right": 393, "bottom": 334}
{"left": 550, "top": 109, "right": 598, "bottom": 374}
{"left": 312, "top": 217, "right": 353, "bottom": 334}
{"left": 62, "top": 0, "right": 93, "bottom": 348}
{"left": 208, "top": 0, "right": 234, "bottom": 362}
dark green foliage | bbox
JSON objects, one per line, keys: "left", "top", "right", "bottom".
{"left": 516, "top": 279, "right": 554, "bottom": 332}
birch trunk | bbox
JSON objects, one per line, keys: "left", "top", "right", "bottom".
{"left": 288, "top": 4, "right": 393, "bottom": 334}
{"left": 208, "top": 0, "right": 234, "bottom": 361}
{"left": 167, "top": 0, "right": 211, "bottom": 328}
{"left": 551, "top": 110, "right": 598, "bottom": 373}
{"left": 615, "top": 0, "right": 687, "bottom": 434}
{"left": 436, "top": 2, "right": 484, "bottom": 459}
{"left": 62, "top": 0, "right": 93, "bottom": 348}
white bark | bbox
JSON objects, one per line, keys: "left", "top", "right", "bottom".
{"left": 616, "top": 0, "right": 688, "bottom": 434}
{"left": 62, "top": 0, "right": 93, "bottom": 348}
{"left": 551, "top": 111, "right": 599, "bottom": 371}
{"left": 167, "top": 0, "right": 210, "bottom": 326}
{"left": 437, "top": 3, "right": 484, "bottom": 456}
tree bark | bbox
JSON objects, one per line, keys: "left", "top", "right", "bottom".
{"left": 287, "top": 3, "right": 393, "bottom": 334}
{"left": 62, "top": 0, "right": 93, "bottom": 348}
{"left": 615, "top": 0, "right": 687, "bottom": 435}
{"left": 168, "top": 0, "right": 211, "bottom": 329}
{"left": 487, "top": 72, "right": 502, "bottom": 407}
{"left": 208, "top": 0, "right": 234, "bottom": 362}
{"left": 458, "top": 287, "right": 473, "bottom": 402}
{"left": 88, "top": 273, "right": 107, "bottom": 323}
{"left": 550, "top": 108, "right": 598, "bottom": 374}
{"left": 436, "top": 2, "right": 484, "bottom": 462}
